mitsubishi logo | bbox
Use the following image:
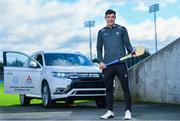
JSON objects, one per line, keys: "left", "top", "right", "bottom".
{"left": 27, "top": 76, "right": 32, "bottom": 81}
{"left": 26, "top": 75, "right": 33, "bottom": 84}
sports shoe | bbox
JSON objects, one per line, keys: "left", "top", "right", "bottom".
{"left": 101, "top": 110, "right": 114, "bottom": 119}
{"left": 124, "top": 110, "right": 132, "bottom": 120}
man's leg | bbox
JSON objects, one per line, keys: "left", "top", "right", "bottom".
{"left": 103, "top": 66, "right": 116, "bottom": 111}
{"left": 115, "top": 63, "right": 132, "bottom": 111}
{"left": 100, "top": 66, "right": 116, "bottom": 119}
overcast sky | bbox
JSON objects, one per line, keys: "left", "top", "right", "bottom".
{"left": 0, "top": 0, "right": 180, "bottom": 61}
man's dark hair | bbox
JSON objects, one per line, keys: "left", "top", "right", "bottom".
{"left": 105, "top": 9, "right": 116, "bottom": 16}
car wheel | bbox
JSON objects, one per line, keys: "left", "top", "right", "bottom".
{"left": 42, "top": 82, "right": 55, "bottom": 108}
{"left": 65, "top": 99, "right": 74, "bottom": 105}
{"left": 19, "top": 94, "right": 31, "bottom": 106}
{"left": 95, "top": 97, "right": 106, "bottom": 108}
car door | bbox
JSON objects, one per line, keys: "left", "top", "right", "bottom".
{"left": 3, "top": 51, "right": 42, "bottom": 95}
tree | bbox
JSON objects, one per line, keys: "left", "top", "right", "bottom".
{"left": 0, "top": 61, "right": 3, "bottom": 80}
{"left": 0, "top": 61, "right": 3, "bottom": 72}
{"left": 92, "top": 58, "right": 99, "bottom": 63}
{"left": 9, "top": 59, "right": 24, "bottom": 67}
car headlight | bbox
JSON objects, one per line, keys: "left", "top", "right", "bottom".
{"left": 52, "top": 72, "right": 70, "bottom": 78}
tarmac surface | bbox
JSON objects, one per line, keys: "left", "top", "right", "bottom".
{"left": 0, "top": 101, "right": 180, "bottom": 121}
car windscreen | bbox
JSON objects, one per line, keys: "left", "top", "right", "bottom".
{"left": 44, "top": 53, "right": 93, "bottom": 66}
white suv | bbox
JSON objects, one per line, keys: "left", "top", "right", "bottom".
{"left": 3, "top": 51, "right": 106, "bottom": 108}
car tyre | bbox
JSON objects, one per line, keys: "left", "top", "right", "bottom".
{"left": 95, "top": 97, "right": 106, "bottom": 108}
{"left": 65, "top": 99, "right": 74, "bottom": 105}
{"left": 19, "top": 94, "right": 31, "bottom": 106}
{"left": 42, "top": 82, "right": 55, "bottom": 108}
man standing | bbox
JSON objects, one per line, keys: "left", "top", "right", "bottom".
{"left": 97, "top": 9, "right": 135, "bottom": 120}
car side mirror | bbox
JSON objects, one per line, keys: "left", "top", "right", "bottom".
{"left": 94, "top": 62, "right": 99, "bottom": 66}
{"left": 29, "top": 61, "right": 39, "bottom": 68}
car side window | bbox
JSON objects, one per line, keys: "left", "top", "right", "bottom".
{"left": 5, "top": 52, "right": 29, "bottom": 67}
{"left": 36, "top": 54, "right": 43, "bottom": 66}
{"left": 77, "top": 55, "right": 92, "bottom": 65}
{"left": 78, "top": 56, "right": 85, "bottom": 65}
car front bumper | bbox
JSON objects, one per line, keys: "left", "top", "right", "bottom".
{"left": 51, "top": 77, "right": 106, "bottom": 100}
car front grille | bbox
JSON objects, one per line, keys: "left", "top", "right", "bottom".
{"left": 71, "top": 79, "right": 105, "bottom": 88}
{"left": 64, "top": 75, "right": 105, "bottom": 94}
